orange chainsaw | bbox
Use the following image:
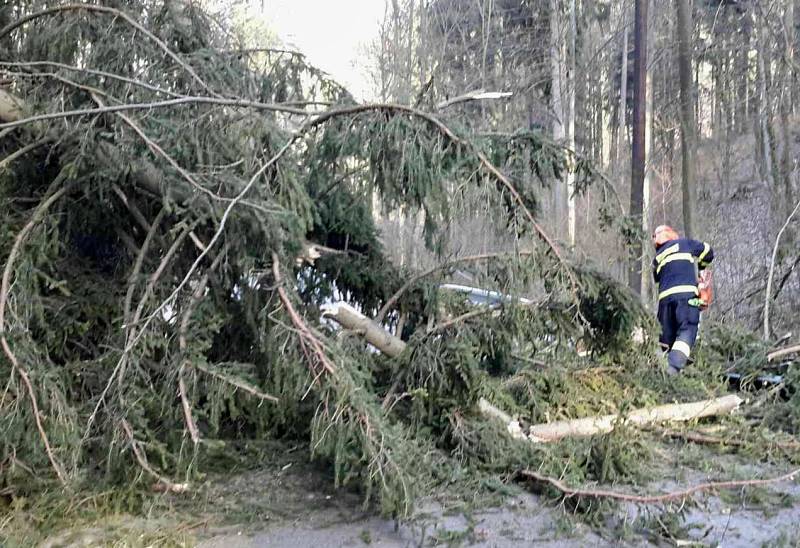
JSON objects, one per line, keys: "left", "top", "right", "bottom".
{"left": 694, "top": 269, "right": 713, "bottom": 310}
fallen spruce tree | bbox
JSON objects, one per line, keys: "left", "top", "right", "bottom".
{"left": 1, "top": 1, "right": 799, "bottom": 524}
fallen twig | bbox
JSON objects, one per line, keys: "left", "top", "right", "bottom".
{"left": 121, "top": 419, "right": 189, "bottom": 494}
{"left": 176, "top": 246, "right": 230, "bottom": 444}
{"left": 273, "top": 254, "right": 337, "bottom": 378}
{"left": 519, "top": 467, "right": 800, "bottom": 504}
{"left": 647, "top": 425, "right": 800, "bottom": 452}
{"left": 193, "top": 363, "right": 279, "bottom": 403}
{"left": 0, "top": 137, "right": 53, "bottom": 171}
{"left": 0, "top": 60, "right": 188, "bottom": 98}
{"left": 764, "top": 196, "right": 800, "bottom": 340}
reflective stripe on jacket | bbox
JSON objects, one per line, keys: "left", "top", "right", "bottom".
{"left": 652, "top": 238, "right": 714, "bottom": 300}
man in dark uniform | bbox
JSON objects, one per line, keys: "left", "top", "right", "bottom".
{"left": 651, "top": 225, "right": 714, "bottom": 375}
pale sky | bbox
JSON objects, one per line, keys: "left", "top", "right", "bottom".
{"left": 259, "top": 1, "right": 387, "bottom": 101}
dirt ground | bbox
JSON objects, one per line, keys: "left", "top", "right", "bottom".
{"left": 28, "top": 440, "right": 800, "bottom": 548}
{"left": 194, "top": 470, "right": 800, "bottom": 548}
{"left": 185, "top": 442, "right": 800, "bottom": 548}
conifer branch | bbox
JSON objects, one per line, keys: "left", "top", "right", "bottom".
{"left": 273, "top": 254, "right": 337, "bottom": 378}
{"left": 121, "top": 419, "right": 189, "bottom": 494}
{"left": 0, "top": 175, "right": 76, "bottom": 485}
{"left": 0, "top": 95, "right": 314, "bottom": 130}
{"left": 0, "top": 3, "right": 217, "bottom": 97}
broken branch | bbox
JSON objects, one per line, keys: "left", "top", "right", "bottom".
{"left": 526, "top": 395, "right": 743, "bottom": 443}
{"left": 519, "top": 467, "right": 800, "bottom": 504}
{"left": 121, "top": 419, "right": 189, "bottom": 494}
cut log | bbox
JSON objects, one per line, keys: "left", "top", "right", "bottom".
{"left": 768, "top": 344, "right": 800, "bottom": 363}
{"left": 527, "top": 394, "right": 743, "bottom": 443}
{"left": 477, "top": 397, "right": 526, "bottom": 440}
{"left": 321, "top": 302, "right": 407, "bottom": 358}
{"left": 0, "top": 89, "right": 25, "bottom": 123}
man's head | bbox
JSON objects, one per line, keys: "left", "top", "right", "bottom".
{"left": 652, "top": 225, "right": 679, "bottom": 248}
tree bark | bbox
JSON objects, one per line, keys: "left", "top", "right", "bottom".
{"left": 736, "top": 16, "right": 752, "bottom": 133}
{"left": 617, "top": 16, "right": 628, "bottom": 165}
{"left": 550, "top": 0, "right": 566, "bottom": 240}
{"left": 0, "top": 88, "right": 25, "bottom": 122}
{"left": 527, "top": 394, "right": 743, "bottom": 442}
{"left": 756, "top": 13, "right": 777, "bottom": 191}
{"left": 567, "top": 0, "right": 577, "bottom": 246}
{"left": 628, "top": 0, "right": 648, "bottom": 294}
{"left": 677, "top": 0, "right": 696, "bottom": 238}
{"left": 641, "top": 0, "right": 655, "bottom": 304}
{"left": 322, "top": 302, "right": 408, "bottom": 357}
{"left": 781, "top": 0, "right": 795, "bottom": 219}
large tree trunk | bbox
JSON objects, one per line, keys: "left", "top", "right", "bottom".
{"left": 528, "top": 395, "right": 743, "bottom": 442}
{"left": 567, "top": 0, "right": 577, "bottom": 246}
{"left": 781, "top": 0, "right": 795, "bottom": 219}
{"left": 322, "top": 302, "right": 408, "bottom": 357}
{"left": 616, "top": 16, "right": 628, "bottom": 165}
{"left": 736, "top": 16, "right": 752, "bottom": 134}
{"left": 641, "top": 1, "right": 655, "bottom": 304}
{"left": 677, "top": 0, "right": 696, "bottom": 238}
{"left": 756, "top": 13, "right": 777, "bottom": 191}
{"left": 321, "top": 301, "right": 744, "bottom": 445}
{"left": 550, "top": 0, "right": 567, "bottom": 240}
{"left": 628, "top": 0, "right": 648, "bottom": 294}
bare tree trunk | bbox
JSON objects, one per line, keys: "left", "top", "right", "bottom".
{"left": 782, "top": 0, "right": 795, "bottom": 218}
{"left": 528, "top": 395, "right": 743, "bottom": 443}
{"left": 551, "top": 0, "right": 566, "bottom": 240}
{"left": 677, "top": 0, "right": 696, "bottom": 238}
{"left": 567, "top": 0, "right": 577, "bottom": 246}
{"left": 628, "top": 0, "right": 648, "bottom": 294}
{"left": 737, "top": 17, "right": 752, "bottom": 133}
{"left": 756, "top": 13, "right": 776, "bottom": 190}
{"left": 641, "top": 0, "right": 655, "bottom": 304}
{"left": 617, "top": 19, "right": 629, "bottom": 164}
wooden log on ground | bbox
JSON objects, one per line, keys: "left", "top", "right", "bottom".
{"left": 320, "top": 300, "right": 741, "bottom": 443}
{"left": 527, "top": 394, "right": 743, "bottom": 443}
{"left": 477, "top": 397, "right": 526, "bottom": 439}
{"left": 768, "top": 344, "right": 800, "bottom": 362}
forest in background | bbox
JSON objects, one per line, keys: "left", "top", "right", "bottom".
{"left": 1, "top": 0, "right": 800, "bottom": 545}
{"left": 371, "top": 0, "right": 799, "bottom": 336}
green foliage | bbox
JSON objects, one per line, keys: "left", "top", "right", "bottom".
{"left": 6, "top": 2, "right": 798, "bottom": 537}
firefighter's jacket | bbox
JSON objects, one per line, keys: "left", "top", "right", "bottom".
{"left": 652, "top": 238, "right": 714, "bottom": 301}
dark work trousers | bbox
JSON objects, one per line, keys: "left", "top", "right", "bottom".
{"left": 657, "top": 294, "right": 700, "bottom": 370}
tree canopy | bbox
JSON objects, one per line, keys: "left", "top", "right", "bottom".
{"left": 1, "top": 1, "right": 797, "bottom": 528}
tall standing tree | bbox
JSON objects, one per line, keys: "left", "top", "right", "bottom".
{"left": 780, "top": 0, "right": 795, "bottom": 219}
{"left": 641, "top": 0, "right": 656, "bottom": 303}
{"left": 551, "top": 0, "right": 567, "bottom": 240}
{"left": 629, "top": 0, "right": 648, "bottom": 294}
{"left": 677, "top": 0, "right": 696, "bottom": 238}
{"left": 616, "top": 11, "right": 629, "bottom": 166}
{"left": 567, "top": 0, "right": 577, "bottom": 246}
